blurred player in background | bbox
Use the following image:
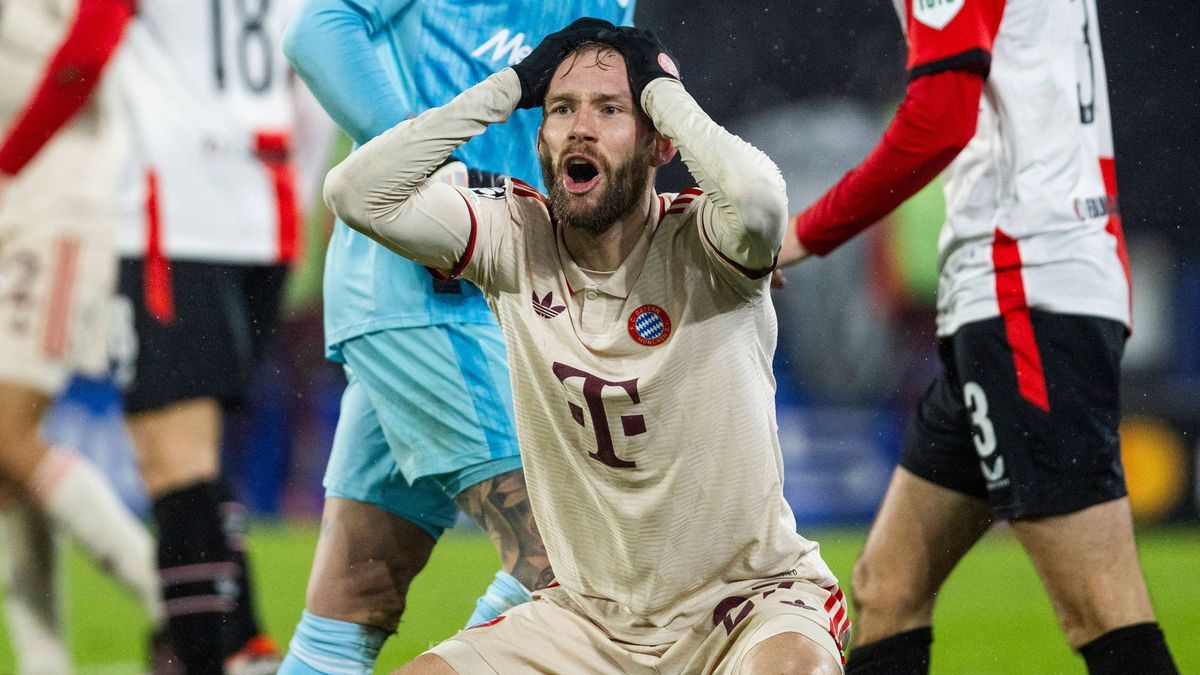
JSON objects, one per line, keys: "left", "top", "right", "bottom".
{"left": 777, "top": 0, "right": 1178, "bottom": 672}
{"left": 113, "top": 0, "right": 330, "bottom": 671}
{"left": 0, "top": 1, "right": 167, "bottom": 673}
{"left": 327, "top": 20, "right": 847, "bottom": 673}
{"left": 279, "top": 2, "right": 634, "bottom": 673}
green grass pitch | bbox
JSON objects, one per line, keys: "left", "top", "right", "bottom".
{"left": 1, "top": 524, "right": 1196, "bottom": 673}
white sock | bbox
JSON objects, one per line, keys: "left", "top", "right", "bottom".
{"left": 1, "top": 500, "right": 72, "bottom": 674}
{"left": 31, "top": 447, "right": 164, "bottom": 625}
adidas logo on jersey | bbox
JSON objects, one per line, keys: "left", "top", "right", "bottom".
{"left": 473, "top": 29, "right": 533, "bottom": 66}
{"left": 532, "top": 291, "right": 566, "bottom": 319}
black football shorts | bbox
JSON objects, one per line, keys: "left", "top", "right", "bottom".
{"left": 901, "top": 310, "right": 1129, "bottom": 521}
{"left": 116, "top": 258, "right": 287, "bottom": 414}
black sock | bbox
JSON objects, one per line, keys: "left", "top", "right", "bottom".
{"left": 846, "top": 627, "right": 932, "bottom": 675}
{"left": 1080, "top": 622, "right": 1178, "bottom": 675}
{"left": 214, "top": 480, "right": 263, "bottom": 657}
{"left": 154, "top": 481, "right": 233, "bottom": 675}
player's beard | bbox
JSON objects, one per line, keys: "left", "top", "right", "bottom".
{"left": 540, "top": 142, "right": 651, "bottom": 235}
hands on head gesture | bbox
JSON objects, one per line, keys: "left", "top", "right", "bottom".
{"left": 513, "top": 20, "right": 681, "bottom": 110}
{"left": 512, "top": 18, "right": 617, "bottom": 109}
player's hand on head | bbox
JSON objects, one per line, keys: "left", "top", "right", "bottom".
{"left": 513, "top": 17, "right": 616, "bottom": 109}
{"left": 594, "top": 26, "right": 680, "bottom": 101}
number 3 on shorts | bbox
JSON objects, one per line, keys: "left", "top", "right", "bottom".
{"left": 964, "top": 382, "right": 1006, "bottom": 482}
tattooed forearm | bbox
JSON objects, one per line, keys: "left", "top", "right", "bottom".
{"left": 456, "top": 469, "right": 554, "bottom": 590}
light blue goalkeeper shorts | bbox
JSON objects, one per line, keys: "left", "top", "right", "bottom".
{"left": 323, "top": 324, "right": 522, "bottom": 539}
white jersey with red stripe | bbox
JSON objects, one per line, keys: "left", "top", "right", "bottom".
{"left": 0, "top": 0, "right": 127, "bottom": 222}
{"left": 114, "top": 0, "right": 300, "bottom": 263}
{"left": 895, "top": 0, "right": 1131, "bottom": 336}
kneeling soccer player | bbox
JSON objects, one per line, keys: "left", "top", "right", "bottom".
{"left": 326, "top": 19, "right": 848, "bottom": 674}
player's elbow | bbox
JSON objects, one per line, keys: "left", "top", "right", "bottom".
{"left": 323, "top": 162, "right": 369, "bottom": 233}
{"left": 732, "top": 170, "right": 789, "bottom": 250}
{"left": 943, "top": 116, "right": 978, "bottom": 156}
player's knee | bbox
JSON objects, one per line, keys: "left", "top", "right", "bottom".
{"left": 1049, "top": 584, "right": 1141, "bottom": 648}
{"left": 739, "top": 633, "right": 841, "bottom": 675}
{"left": 394, "top": 653, "right": 458, "bottom": 674}
{"left": 851, "top": 554, "right": 931, "bottom": 621}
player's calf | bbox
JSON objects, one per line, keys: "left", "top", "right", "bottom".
{"left": 153, "top": 480, "right": 234, "bottom": 674}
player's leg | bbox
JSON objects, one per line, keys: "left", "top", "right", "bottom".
{"left": 413, "top": 585, "right": 632, "bottom": 674}
{"left": 118, "top": 259, "right": 283, "bottom": 673}
{"left": 1012, "top": 499, "right": 1174, "bottom": 673}
{"left": 0, "top": 232, "right": 162, "bottom": 649}
{"left": 395, "top": 654, "right": 458, "bottom": 675}
{"left": 845, "top": 346, "right": 995, "bottom": 674}
{"left": 738, "top": 633, "right": 841, "bottom": 675}
{"left": 439, "top": 322, "right": 552, "bottom": 602}
{"left": 220, "top": 263, "right": 290, "bottom": 668}
{"left": 280, "top": 369, "right": 454, "bottom": 674}
{"left": 127, "top": 396, "right": 230, "bottom": 673}
{"left": 0, "top": 481, "right": 70, "bottom": 675}
{"left": 347, "top": 325, "right": 551, "bottom": 626}
{"left": 994, "top": 313, "right": 1177, "bottom": 673}
{"left": 684, "top": 575, "right": 846, "bottom": 674}
{"left": 282, "top": 498, "right": 437, "bottom": 674}
{"left": 453, "top": 466, "right": 551, "bottom": 624}
{"left": 845, "top": 469, "right": 992, "bottom": 672}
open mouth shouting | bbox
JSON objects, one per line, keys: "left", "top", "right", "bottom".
{"left": 563, "top": 154, "right": 603, "bottom": 194}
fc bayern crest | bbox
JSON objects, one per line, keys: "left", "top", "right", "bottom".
{"left": 628, "top": 304, "right": 671, "bottom": 346}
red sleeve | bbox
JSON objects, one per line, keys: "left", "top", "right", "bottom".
{"left": 793, "top": 69, "right": 984, "bottom": 256}
{"left": 0, "top": 0, "right": 135, "bottom": 176}
{"left": 903, "top": 0, "right": 1005, "bottom": 79}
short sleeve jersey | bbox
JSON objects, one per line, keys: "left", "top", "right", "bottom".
{"left": 315, "top": 0, "right": 637, "bottom": 360}
{"left": 896, "top": 0, "right": 1130, "bottom": 335}
{"left": 114, "top": 0, "right": 301, "bottom": 263}
{"left": 452, "top": 180, "right": 836, "bottom": 643}
{"left": 0, "top": 0, "right": 128, "bottom": 224}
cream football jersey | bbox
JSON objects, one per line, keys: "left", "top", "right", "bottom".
{"left": 0, "top": 0, "right": 128, "bottom": 223}
{"left": 115, "top": 0, "right": 301, "bottom": 263}
{"left": 452, "top": 179, "right": 835, "bottom": 643}
{"left": 894, "top": 0, "right": 1131, "bottom": 336}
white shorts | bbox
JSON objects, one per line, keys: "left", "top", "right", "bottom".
{"left": 0, "top": 215, "right": 115, "bottom": 394}
{"left": 429, "top": 577, "right": 847, "bottom": 674}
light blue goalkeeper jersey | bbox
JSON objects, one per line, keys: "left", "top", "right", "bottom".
{"left": 284, "top": 0, "right": 635, "bottom": 361}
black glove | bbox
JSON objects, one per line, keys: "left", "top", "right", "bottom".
{"left": 595, "top": 26, "right": 680, "bottom": 102}
{"left": 512, "top": 17, "right": 616, "bottom": 109}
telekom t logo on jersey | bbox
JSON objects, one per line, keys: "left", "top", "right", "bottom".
{"left": 552, "top": 362, "right": 645, "bottom": 469}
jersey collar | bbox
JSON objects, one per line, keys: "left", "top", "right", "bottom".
{"left": 556, "top": 193, "right": 663, "bottom": 300}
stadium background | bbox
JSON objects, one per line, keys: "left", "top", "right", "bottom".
{"left": 4, "top": 0, "right": 1197, "bottom": 671}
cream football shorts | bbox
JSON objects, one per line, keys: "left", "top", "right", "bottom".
{"left": 428, "top": 576, "right": 847, "bottom": 674}
{"left": 0, "top": 216, "right": 115, "bottom": 394}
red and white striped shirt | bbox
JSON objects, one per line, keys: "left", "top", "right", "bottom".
{"left": 797, "top": 0, "right": 1130, "bottom": 338}
{"left": 906, "top": 0, "right": 1130, "bottom": 336}
{"left": 114, "top": 0, "right": 303, "bottom": 264}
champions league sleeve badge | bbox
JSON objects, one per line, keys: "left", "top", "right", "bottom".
{"left": 628, "top": 305, "right": 672, "bottom": 346}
